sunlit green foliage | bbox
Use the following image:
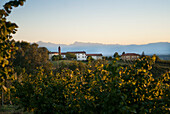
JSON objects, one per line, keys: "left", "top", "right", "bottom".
{"left": 12, "top": 57, "right": 169, "bottom": 113}
{"left": 0, "top": 0, "right": 26, "bottom": 106}
{"left": 52, "top": 55, "right": 62, "bottom": 61}
{"left": 118, "top": 56, "right": 169, "bottom": 113}
{"left": 13, "top": 41, "right": 52, "bottom": 74}
{"left": 66, "top": 53, "right": 76, "bottom": 60}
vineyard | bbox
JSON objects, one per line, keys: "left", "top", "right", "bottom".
{"left": 0, "top": 0, "right": 170, "bottom": 113}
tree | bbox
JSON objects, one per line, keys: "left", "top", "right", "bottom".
{"left": 13, "top": 57, "right": 169, "bottom": 113}
{"left": 52, "top": 55, "right": 62, "bottom": 61}
{"left": 108, "top": 56, "right": 112, "bottom": 60}
{"left": 117, "top": 56, "right": 169, "bottom": 113}
{"left": 122, "top": 52, "right": 125, "bottom": 55}
{"left": 141, "top": 51, "right": 145, "bottom": 57}
{"left": 0, "top": 0, "right": 26, "bottom": 106}
{"left": 13, "top": 41, "right": 52, "bottom": 74}
{"left": 152, "top": 54, "right": 160, "bottom": 62}
{"left": 66, "top": 53, "right": 76, "bottom": 60}
{"left": 102, "top": 56, "right": 106, "bottom": 60}
{"left": 87, "top": 56, "right": 94, "bottom": 61}
{"left": 113, "top": 52, "right": 119, "bottom": 58}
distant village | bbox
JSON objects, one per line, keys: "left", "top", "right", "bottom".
{"left": 49, "top": 46, "right": 140, "bottom": 61}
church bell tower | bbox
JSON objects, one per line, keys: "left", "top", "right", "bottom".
{"left": 58, "top": 46, "right": 61, "bottom": 55}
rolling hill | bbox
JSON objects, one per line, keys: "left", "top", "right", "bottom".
{"left": 36, "top": 41, "right": 170, "bottom": 56}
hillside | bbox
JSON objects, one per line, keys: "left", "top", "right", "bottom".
{"left": 36, "top": 41, "right": 170, "bottom": 56}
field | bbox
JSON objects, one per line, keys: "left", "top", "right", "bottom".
{"left": 51, "top": 59, "right": 170, "bottom": 77}
{"left": 1, "top": 58, "right": 170, "bottom": 113}
{"left": 158, "top": 55, "right": 170, "bottom": 60}
{"left": 0, "top": 105, "right": 33, "bottom": 114}
{"left": 151, "top": 60, "right": 170, "bottom": 77}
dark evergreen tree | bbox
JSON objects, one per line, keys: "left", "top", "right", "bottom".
{"left": 66, "top": 53, "right": 76, "bottom": 60}
{"left": 141, "top": 51, "right": 145, "bottom": 57}
{"left": 122, "top": 52, "right": 125, "bottom": 55}
{"left": 113, "top": 52, "right": 119, "bottom": 58}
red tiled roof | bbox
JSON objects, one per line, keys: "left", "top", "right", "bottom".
{"left": 67, "top": 51, "right": 86, "bottom": 54}
{"left": 61, "top": 53, "right": 67, "bottom": 55}
{"left": 121, "top": 53, "right": 140, "bottom": 56}
{"left": 86, "top": 54, "right": 103, "bottom": 56}
{"left": 49, "top": 51, "right": 86, "bottom": 54}
{"left": 49, "top": 52, "right": 58, "bottom": 54}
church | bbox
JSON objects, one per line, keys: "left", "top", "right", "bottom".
{"left": 49, "top": 46, "right": 103, "bottom": 60}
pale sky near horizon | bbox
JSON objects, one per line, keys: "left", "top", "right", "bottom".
{"left": 0, "top": 0, "right": 170, "bottom": 45}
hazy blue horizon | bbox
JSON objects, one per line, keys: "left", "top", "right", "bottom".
{"left": 35, "top": 40, "right": 170, "bottom": 46}
{"left": 35, "top": 41, "right": 170, "bottom": 56}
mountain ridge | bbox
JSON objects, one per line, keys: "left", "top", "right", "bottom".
{"left": 36, "top": 41, "right": 170, "bottom": 56}
{"left": 37, "top": 41, "right": 170, "bottom": 46}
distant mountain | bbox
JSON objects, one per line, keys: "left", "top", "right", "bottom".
{"left": 36, "top": 41, "right": 170, "bottom": 56}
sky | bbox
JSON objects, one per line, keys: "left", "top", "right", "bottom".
{"left": 0, "top": 0, "right": 170, "bottom": 45}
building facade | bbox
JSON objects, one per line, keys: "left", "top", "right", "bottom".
{"left": 86, "top": 54, "right": 103, "bottom": 60}
{"left": 121, "top": 53, "right": 140, "bottom": 61}
{"left": 72, "top": 51, "right": 87, "bottom": 61}
{"left": 49, "top": 47, "right": 102, "bottom": 61}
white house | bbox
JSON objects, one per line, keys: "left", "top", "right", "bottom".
{"left": 49, "top": 51, "right": 87, "bottom": 61}
{"left": 86, "top": 54, "right": 103, "bottom": 60}
{"left": 49, "top": 46, "right": 103, "bottom": 61}
{"left": 67, "top": 51, "right": 87, "bottom": 61}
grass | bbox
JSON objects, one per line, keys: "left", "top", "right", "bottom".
{"left": 0, "top": 105, "right": 22, "bottom": 114}
{"left": 52, "top": 60, "right": 74, "bottom": 64}
{"left": 51, "top": 60, "right": 88, "bottom": 66}
{"left": 0, "top": 105, "right": 33, "bottom": 114}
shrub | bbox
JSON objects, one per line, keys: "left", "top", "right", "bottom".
{"left": 12, "top": 57, "right": 169, "bottom": 113}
